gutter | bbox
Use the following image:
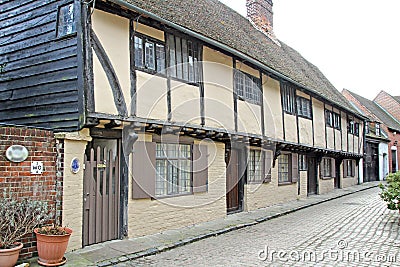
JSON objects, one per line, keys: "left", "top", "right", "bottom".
{"left": 107, "top": 0, "right": 366, "bottom": 119}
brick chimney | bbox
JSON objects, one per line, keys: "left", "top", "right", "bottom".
{"left": 246, "top": 0, "right": 280, "bottom": 45}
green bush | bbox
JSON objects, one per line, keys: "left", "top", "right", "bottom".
{"left": 379, "top": 172, "right": 400, "bottom": 211}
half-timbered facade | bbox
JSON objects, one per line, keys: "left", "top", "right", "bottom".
{"left": 0, "top": 0, "right": 366, "bottom": 250}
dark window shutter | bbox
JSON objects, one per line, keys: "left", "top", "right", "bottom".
{"left": 331, "top": 159, "right": 336, "bottom": 178}
{"left": 193, "top": 144, "right": 208, "bottom": 193}
{"left": 291, "top": 153, "right": 298, "bottom": 183}
{"left": 131, "top": 141, "right": 156, "bottom": 199}
{"left": 263, "top": 149, "right": 273, "bottom": 183}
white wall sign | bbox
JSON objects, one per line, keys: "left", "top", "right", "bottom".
{"left": 31, "top": 161, "right": 43, "bottom": 175}
{"left": 5, "top": 145, "right": 29, "bottom": 162}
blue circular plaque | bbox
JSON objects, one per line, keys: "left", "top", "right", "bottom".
{"left": 71, "top": 157, "right": 80, "bottom": 174}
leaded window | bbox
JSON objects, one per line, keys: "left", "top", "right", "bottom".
{"left": 134, "top": 35, "right": 166, "bottom": 74}
{"left": 281, "top": 83, "right": 296, "bottom": 114}
{"left": 155, "top": 143, "right": 191, "bottom": 197}
{"left": 323, "top": 158, "right": 332, "bottom": 177}
{"left": 234, "top": 70, "right": 261, "bottom": 105}
{"left": 278, "top": 154, "right": 290, "bottom": 183}
{"left": 167, "top": 34, "right": 200, "bottom": 83}
{"left": 296, "top": 97, "right": 312, "bottom": 119}
{"left": 248, "top": 149, "right": 262, "bottom": 182}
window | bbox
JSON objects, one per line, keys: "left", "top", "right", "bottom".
{"left": 57, "top": 3, "right": 76, "bottom": 37}
{"left": 234, "top": 70, "right": 261, "bottom": 105}
{"left": 326, "top": 110, "right": 340, "bottom": 129}
{"left": 134, "top": 35, "right": 166, "bottom": 74}
{"left": 299, "top": 154, "right": 307, "bottom": 171}
{"left": 323, "top": 158, "right": 332, "bottom": 177}
{"left": 376, "top": 123, "right": 381, "bottom": 136}
{"left": 281, "top": 83, "right": 295, "bottom": 114}
{"left": 278, "top": 154, "right": 291, "bottom": 183}
{"left": 365, "top": 122, "right": 370, "bottom": 134}
{"left": 354, "top": 123, "right": 360, "bottom": 136}
{"left": 248, "top": 149, "right": 262, "bottom": 183}
{"left": 345, "top": 160, "right": 355, "bottom": 177}
{"left": 348, "top": 119, "right": 354, "bottom": 134}
{"left": 296, "top": 97, "right": 312, "bottom": 119}
{"left": 155, "top": 143, "right": 191, "bottom": 197}
{"left": 167, "top": 34, "right": 200, "bottom": 83}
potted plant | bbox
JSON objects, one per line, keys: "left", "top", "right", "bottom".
{"left": 34, "top": 225, "right": 72, "bottom": 266}
{"left": 0, "top": 191, "right": 49, "bottom": 267}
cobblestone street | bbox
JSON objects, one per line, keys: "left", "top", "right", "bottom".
{"left": 118, "top": 187, "right": 400, "bottom": 266}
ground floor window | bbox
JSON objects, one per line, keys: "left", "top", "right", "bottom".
{"left": 299, "top": 154, "right": 307, "bottom": 171}
{"left": 278, "top": 154, "right": 291, "bottom": 183}
{"left": 323, "top": 158, "right": 332, "bottom": 177}
{"left": 155, "top": 143, "right": 192, "bottom": 196}
{"left": 346, "top": 160, "right": 355, "bottom": 177}
{"left": 248, "top": 149, "right": 262, "bottom": 183}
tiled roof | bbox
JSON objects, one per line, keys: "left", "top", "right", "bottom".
{"left": 344, "top": 89, "right": 400, "bottom": 132}
{"left": 121, "top": 0, "right": 359, "bottom": 114}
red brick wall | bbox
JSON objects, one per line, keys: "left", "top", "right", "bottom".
{"left": 0, "top": 125, "right": 62, "bottom": 259}
{"left": 374, "top": 91, "right": 400, "bottom": 122}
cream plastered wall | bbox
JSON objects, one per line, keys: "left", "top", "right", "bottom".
{"left": 202, "top": 47, "right": 234, "bottom": 131}
{"left": 133, "top": 22, "right": 164, "bottom": 41}
{"left": 127, "top": 137, "right": 226, "bottom": 237}
{"left": 313, "top": 99, "right": 326, "bottom": 148}
{"left": 237, "top": 101, "right": 262, "bottom": 135}
{"left": 334, "top": 129, "right": 342, "bottom": 150}
{"left": 326, "top": 127, "right": 334, "bottom": 149}
{"left": 92, "top": 10, "right": 130, "bottom": 115}
{"left": 55, "top": 129, "right": 92, "bottom": 251}
{"left": 299, "top": 171, "right": 308, "bottom": 198}
{"left": 263, "top": 76, "right": 283, "bottom": 140}
{"left": 298, "top": 117, "right": 313, "bottom": 145}
{"left": 136, "top": 71, "right": 168, "bottom": 120}
{"left": 284, "top": 114, "right": 297, "bottom": 143}
{"left": 245, "top": 165, "right": 297, "bottom": 211}
{"left": 348, "top": 134, "right": 354, "bottom": 153}
{"left": 235, "top": 61, "right": 259, "bottom": 77}
{"left": 341, "top": 162, "right": 359, "bottom": 188}
{"left": 170, "top": 80, "right": 201, "bottom": 125}
{"left": 296, "top": 90, "right": 310, "bottom": 99}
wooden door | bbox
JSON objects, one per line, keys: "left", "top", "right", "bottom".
{"left": 226, "top": 149, "right": 241, "bottom": 213}
{"left": 334, "top": 160, "right": 341, "bottom": 189}
{"left": 307, "top": 157, "right": 318, "bottom": 195}
{"left": 83, "top": 140, "right": 121, "bottom": 246}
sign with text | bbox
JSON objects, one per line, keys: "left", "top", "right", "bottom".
{"left": 31, "top": 161, "right": 43, "bottom": 174}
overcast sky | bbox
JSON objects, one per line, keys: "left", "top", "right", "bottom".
{"left": 218, "top": 0, "right": 400, "bottom": 100}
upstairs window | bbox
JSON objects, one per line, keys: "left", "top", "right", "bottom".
{"left": 167, "top": 34, "right": 200, "bottom": 83}
{"left": 57, "top": 3, "right": 76, "bottom": 37}
{"left": 376, "top": 123, "right": 381, "bottom": 136}
{"left": 365, "top": 122, "right": 370, "bottom": 134}
{"left": 281, "top": 83, "right": 295, "bottom": 114}
{"left": 134, "top": 35, "right": 166, "bottom": 74}
{"left": 348, "top": 118, "right": 359, "bottom": 136}
{"left": 234, "top": 70, "right": 261, "bottom": 105}
{"left": 325, "top": 110, "right": 340, "bottom": 129}
{"left": 296, "top": 97, "right": 312, "bottom": 119}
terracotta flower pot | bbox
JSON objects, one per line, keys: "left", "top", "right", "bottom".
{"left": 34, "top": 227, "right": 72, "bottom": 266}
{"left": 0, "top": 242, "right": 23, "bottom": 267}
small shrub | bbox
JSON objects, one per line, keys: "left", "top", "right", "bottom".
{"left": 379, "top": 172, "right": 400, "bottom": 212}
{"left": 36, "top": 225, "right": 68, "bottom": 236}
{"left": 0, "top": 189, "right": 52, "bottom": 249}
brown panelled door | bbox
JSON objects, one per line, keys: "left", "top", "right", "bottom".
{"left": 83, "top": 139, "right": 121, "bottom": 246}
{"left": 226, "top": 149, "right": 242, "bottom": 213}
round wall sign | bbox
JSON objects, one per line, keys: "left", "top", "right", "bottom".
{"left": 5, "top": 145, "right": 29, "bottom": 163}
{"left": 71, "top": 157, "right": 80, "bottom": 174}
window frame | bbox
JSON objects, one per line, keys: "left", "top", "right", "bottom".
{"left": 375, "top": 123, "right": 381, "bottom": 136}
{"left": 322, "top": 158, "right": 332, "bottom": 178}
{"left": 299, "top": 154, "right": 307, "bottom": 171}
{"left": 281, "top": 83, "right": 296, "bottom": 114}
{"left": 247, "top": 149, "right": 263, "bottom": 183}
{"left": 56, "top": 2, "right": 76, "bottom": 38}
{"left": 325, "top": 110, "right": 341, "bottom": 129}
{"left": 166, "top": 33, "right": 201, "bottom": 85}
{"left": 278, "top": 153, "right": 291, "bottom": 184}
{"left": 155, "top": 143, "right": 193, "bottom": 197}
{"left": 234, "top": 69, "right": 262, "bottom": 105}
{"left": 133, "top": 34, "right": 166, "bottom": 75}
{"left": 296, "top": 96, "right": 312, "bottom": 119}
